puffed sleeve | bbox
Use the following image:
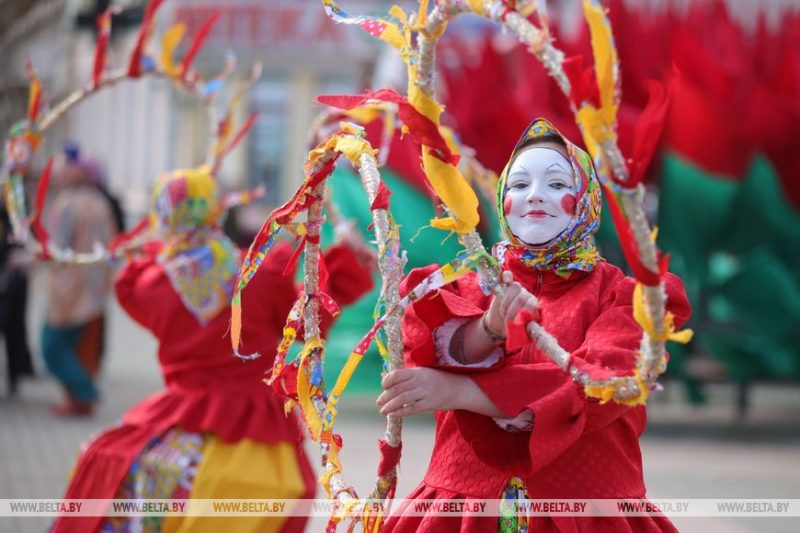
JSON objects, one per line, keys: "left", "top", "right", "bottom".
{"left": 114, "top": 253, "right": 160, "bottom": 332}
{"left": 313, "top": 243, "right": 374, "bottom": 337}
{"left": 236, "top": 242, "right": 301, "bottom": 355}
{"left": 247, "top": 241, "right": 373, "bottom": 345}
{"left": 457, "top": 272, "right": 691, "bottom": 474}
{"left": 321, "top": 243, "right": 374, "bottom": 307}
{"left": 401, "top": 266, "right": 493, "bottom": 368}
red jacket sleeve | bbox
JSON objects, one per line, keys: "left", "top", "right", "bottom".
{"left": 251, "top": 241, "right": 374, "bottom": 343}
{"left": 458, "top": 272, "right": 691, "bottom": 474}
{"left": 315, "top": 243, "right": 374, "bottom": 336}
{"left": 114, "top": 257, "right": 157, "bottom": 332}
{"left": 401, "top": 267, "right": 491, "bottom": 368}
{"left": 113, "top": 242, "right": 163, "bottom": 332}
{"left": 321, "top": 243, "right": 374, "bottom": 307}
{"left": 236, "top": 242, "right": 300, "bottom": 356}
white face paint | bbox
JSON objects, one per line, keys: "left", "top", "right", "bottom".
{"left": 503, "top": 145, "right": 577, "bottom": 246}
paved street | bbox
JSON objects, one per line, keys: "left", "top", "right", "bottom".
{"left": 1, "top": 269, "right": 798, "bottom": 532}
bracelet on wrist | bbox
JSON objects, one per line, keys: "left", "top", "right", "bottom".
{"left": 480, "top": 313, "right": 506, "bottom": 343}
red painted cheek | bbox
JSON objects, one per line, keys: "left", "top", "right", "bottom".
{"left": 560, "top": 194, "right": 577, "bottom": 216}
{"left": 503, "top": 196, "right": 513, "bottom": 215}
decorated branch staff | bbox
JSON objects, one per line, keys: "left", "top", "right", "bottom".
{"left": 232, "top": 122, "right": 404, "bottom": 527}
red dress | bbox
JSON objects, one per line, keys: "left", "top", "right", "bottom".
{"left": 385, "top": 255, "right": 691, "bottom": 532}
{"left": 54, "top": 242, "right": 372, "bottom": 533}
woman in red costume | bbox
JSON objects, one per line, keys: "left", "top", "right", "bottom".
{"left": 378, "top": 119, "right": 690, "bottom": 532}
{"left": 53, "top": 166, "right": 373, "bottom": 533}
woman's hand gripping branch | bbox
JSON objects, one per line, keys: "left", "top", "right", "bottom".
{"left": 455, "top": 271, "right": 540, "bottom": 364}
{"left": 377, "top": 367, "right": 506, "bottom": 419}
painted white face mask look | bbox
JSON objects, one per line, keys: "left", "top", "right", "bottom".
{"left": 503, "top": 146, "right": 577, "bottom": 246}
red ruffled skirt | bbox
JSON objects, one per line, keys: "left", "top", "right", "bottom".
{"left": 385, "top": 482, "right": 678, "bottom": 533}
{"left": 52, "top": 386, "right": 313, "bottom": 533}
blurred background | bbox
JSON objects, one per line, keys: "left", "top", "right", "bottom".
{"left": 1, "top": 0, "right": 799, "bottom": 532}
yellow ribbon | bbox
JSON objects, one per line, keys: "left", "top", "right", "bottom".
{"left": 363, "top": 502, "right": 384, "bottom": 533}
{"left": 582, "top": 0, "right": 619, "bottom": 128}
{"left": 584, "top": 354, "right": 669, "bottom": 407}
{"left": 213, "top": 83, "right": 250, "bottom": 157}
{"left": 334, "top": 136, "right": 378, "bottom": 166}
{"left": 160, "top": 22, "right": 186, "bottom": 77}
{"left": 283, "top": 398, "right": 295, "bottom": 417}
{"left": 583, "top": 371, "right": 649, "bottom": 406}
{"left": 329, "top": 352, "right": 363, "bottom": 404}
{"left": 27, "top": 72, "right": 42, "bottom": 120}
{"left": 412, "top": 0, "right": 448, "bottom": 40}
{"left": 333, "top": 499, "right": 362, "bottom": 527}
{"left": 341, "top": 105, "right": 383, "bottom": 125}
{"left": 407, "top": 78, "right": 479, "bottom": 232}
{"left": 466, "top": 0, "right": 487, "bottom": 15}
{"left": 583, "top": 382, "right": 620, "bottom": 404}
{"left": 333, "top": 121, "right": 378, "bottom": 165}
{"left": 422, "top": 149, "right": 480, "bottom": 232}
{"left": 576, "top": 105, "right": 607, "bottom": 152}
{"left": 574, "top": 0, "right": 621, "bottom": 179}
{"left": 297, "top": 338, "right": 325, "bottom": 440}
{"left": 650, "top": 226, "right": 659, "bottom": 241}
{"left": 633, "top": 283, "right": 694, "bottom": 344}
{"left": 307, "top": 135, "right": 338, "bottom": 163}
{"left": 362, "top": 4, "right": 479, "bottom": 234}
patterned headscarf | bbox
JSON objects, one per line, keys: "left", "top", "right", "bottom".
{"left": 152, "top": 166, "right": 239, "bottom": 323}
{"left": 495, "top": 118, "right": 603, "bottom": 277}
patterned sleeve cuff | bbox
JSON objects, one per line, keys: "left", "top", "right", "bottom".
{"left": 433, "top": 318, "right": 504, "bottom": 368}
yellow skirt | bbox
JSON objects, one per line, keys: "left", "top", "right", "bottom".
{"left": 103, "top": 427, "right": 313, "bottom": 533}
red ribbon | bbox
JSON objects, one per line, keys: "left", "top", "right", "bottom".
{"left": 269, "top": 360, "right": 299, "bottom": 401}
{"left": 127, "top": 0, "right": 165, "bottom": 77}
{"left": 108, "top": 216, "right": 150, "bottom": 254}
{"left": 370, "top": 180, "right": 392, "bottom": 211}
{"left": 601, "top": 183, "right": 668, "bottom": 286}
{"left": 317, "top": 89, "right": 460, "bottom": 166}
{"left": 318, "top": 251, "right": 329, "bottom": 292}
{"left": 317, "top": 290, "right": 340, "bottom": 317}
{"left": 180, "top": 12, "right": 220, "bottom": 79}
{"left": 505, "top": 308, "right": 540, "bottom": 352}
{"left": 616, "top": 80, "right": 671, "bottom": 188}
{"left": 243, "top": 155, "right": 339, "bottom": 271}
{"left": 92, "top": 8, "right": 112, "bottom": 88}
{"left": 218, "top": 113, "right": 258, "bottom": 163}
{"left": 563, "top": 55, "right": 602, "bottom": 109}
{"left": 282, "top": 235, "right": 307, "bottom": 278}
{"left": 320, "top": 431, "right": 343, "bottom": 449}
{"left": 30, "top": 159, "right": 53, "bottom": 258}
{"left": 377, "top": 438, "right": 402, "bottom": 477}
{"left": 498, "top": 0, "right": 518, "bottom": 22}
